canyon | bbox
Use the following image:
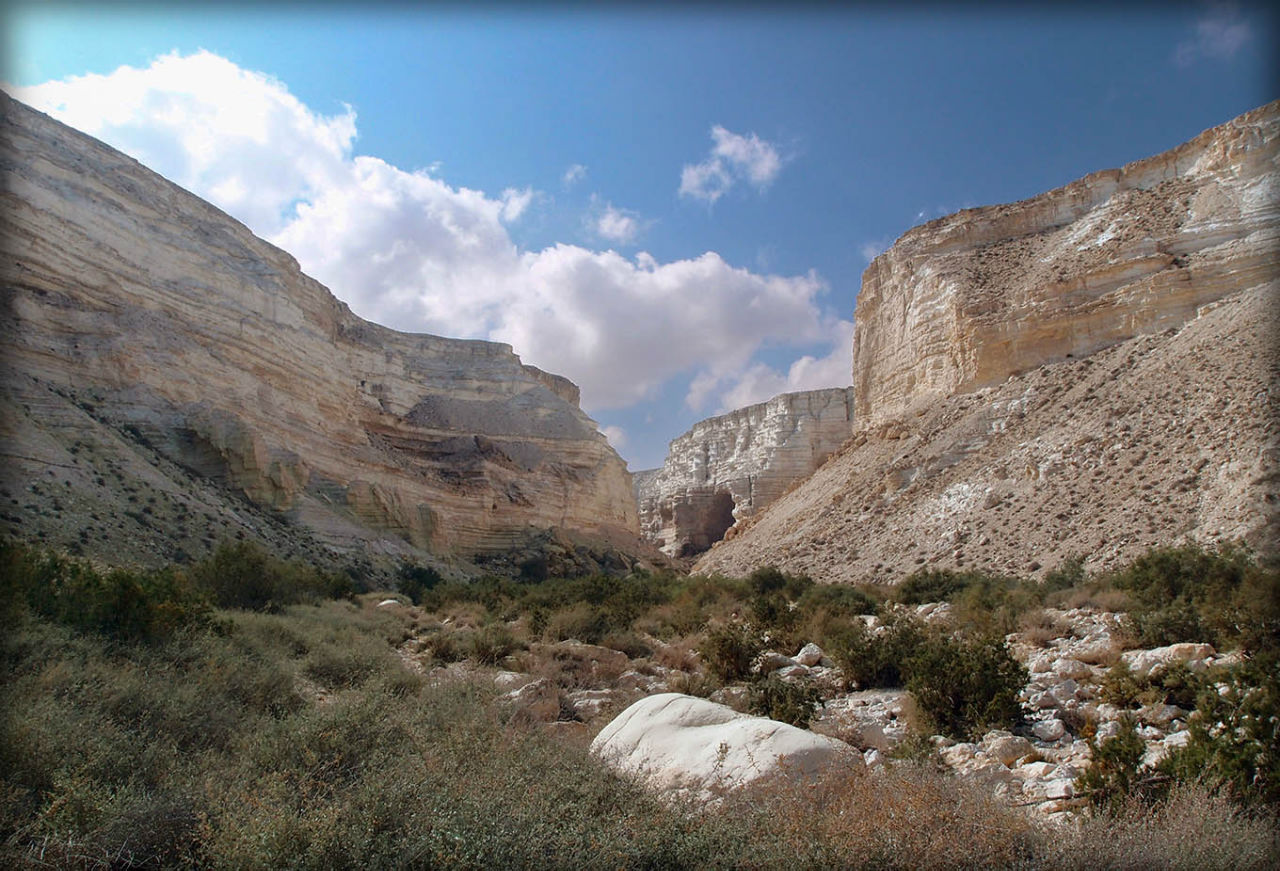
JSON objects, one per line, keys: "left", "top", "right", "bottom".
{"left": 634, "top": 388, "right": 853, "bottom": 557}
{"left": 696, "top": 100, "right": 1278, "bottom": 582}
{"left": 0, "top": 93, "right": 645, "bottom": 575}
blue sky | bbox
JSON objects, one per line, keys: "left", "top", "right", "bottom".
{"left": 4, "top": 3, "right": 1275, "bottom": 469}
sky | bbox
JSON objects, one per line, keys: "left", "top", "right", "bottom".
{"left": 3, "top": 2, "right": 1275, "bottom": 470}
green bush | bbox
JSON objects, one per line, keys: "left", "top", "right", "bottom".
{"left": 468, "top": 623, "right": 520, "bottom": 665}
{"left": 701, "top": 621, "right": 764, "bottom": 683}
{"left": 1, "top": 539, "right": 210, "bottom": 642}
{"left": 905, "top": 633, "right": 1027, "bottom": 740}
{"left": 397, "top": 562, "right": 443, "bottom": 604}
{"left": 748, "top": 676, "right": 823, "bottom": 729}
{"left": 827, "top": 613, "right": 929, "bottom": 690}
{"left": 1158, "top": 653, "right": 1280, "bottom": 806}
{"left": 1108, "top": 543, "right": 1278, "bottom": 653}
{"left": 190, "top": 541, "right": 353, "bottom": 612}
{"left": 1076, "top": 717, "right": 1155, "bottom": 813}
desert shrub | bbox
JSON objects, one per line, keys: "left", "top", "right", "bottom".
{"left": 894, "top": 567, "right": 972, "bottom": 605}
{"left": 826, "top": 613, "right": 929, "bottom": 690}
{"left": 905, "top": 632, "right": 1027, "bottom": 740}
{"left": 1100, "top": 661, "right": 1145, "bottom": 708}
{"left": 190, "top": 541, "right": 352, "bottom": 612}
{"left": 1157, "top": 653, "right": 1280, "bottom": 806}
{"left": 1108, "top": 542, "right": 1279, "bottom": 652}
{"left": 796, "top": 583, "right": 879, "bottom": 620}
{"left": 0, "top": 539, "right": 209, "bottom": 642}
{"left": 701, "top": 621, "right": 765, "bottom": 683}
{"left": 396, "top": 561, "right": 443, "bottom": 604}
{"left": 599, "top": 630, "right": 653, "bottom": 659}
{"left": 468, "top": 623, "right": 520, "bottom": 665}
{"left": 1076, "top": 717, "right": 1151, "bottom": 813}
{"left": 748, "top": 676, "right": 823, "bottom": 728}
{"left": 546, "top": 602, "right": 611, "bottom": 643}
{"left": 1042, "top": 553, "right": 1089, "bottom": 593}
{"left": 420, "top": 629, "right": 466, "bottom": 664}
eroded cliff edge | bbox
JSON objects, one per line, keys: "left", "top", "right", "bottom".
{"left": 697, "top": 102, "right": 1279, "bottom": 583}
{"left": 636, "top": 388, "right": 854, "bottom": 557}
{"left": 0, "top": 94, "right": 641, "bottom": 571}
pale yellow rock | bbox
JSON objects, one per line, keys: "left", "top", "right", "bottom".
{"left": 699, "top": 102, "right": 1280, "bottom": 583}
{"left": 636, "top": 388, "right": 853, "bottom": 557}
{"left": 0, "top": 93, "right": 638, "bottom": 560}
{"left": 854, "top": 100, "right": 1279, "bottom": 426}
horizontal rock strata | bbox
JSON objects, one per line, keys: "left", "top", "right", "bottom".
{"left": 698, "top": 103, "right": 1279, "bottom": 582}
{"left": 854, "top": 100, "right": 1279, "bottom": 425}
{"left": 636, "top": 388, "right": 854, "bottom": 557}
{"left": 0, "top": 93, "right": 639, "bottom": 566}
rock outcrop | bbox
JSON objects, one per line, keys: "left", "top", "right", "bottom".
{"left": 636, "top": 388, "right": 853, "bottom": 557}
{"left": 0, "top": 93, "right": 640, "bottom": 569}
{"left": 698, "top": 103, "right": 1279, "bottom": 583}
{"left": 591, "top": 693, "right": 862, "bottom": 800}
{"left": 854, "top": 101, "right": 1278, "bottom": 425}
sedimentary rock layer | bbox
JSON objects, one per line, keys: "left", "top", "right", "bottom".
{"left": 699, "top": 103, "right": 1279, "bottom": 582}
{"left": 636, "top": 388, "right": 854, "bottom": 557}
{"left": 0, "top": 94, "right": 638, "bottom": 563}
{"left": 854, "top": 101, "right": 1279, "bottom": 425}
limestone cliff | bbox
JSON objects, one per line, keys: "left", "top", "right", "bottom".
{"left": 636, "top": 388, "right": 854, "bottom": 557}
{"left": 698, "top": 103, "right": 1279, "bottom": 583}
{"left": 854, "top": 101, "right": 1278, "bottom": 425}
{"left": 0, "top": 94, "right": 639, "bottom": 569}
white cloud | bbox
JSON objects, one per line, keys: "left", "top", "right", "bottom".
{"left": 562, "top": 163, "right": 587, "bottom": 187}
{"left": 12, "top": 51, "right": 836, "bottom": 418}
{"left": 600, "top": 425, "right": 627, "bottom": 451}
{"left": 679, "top": 125, "right": 785, "bottom": 203}
{"left": 12, "top": 50, "right": 357, "bottom": 236}
{"left": 592, "top": 199, "right": 643, "bottom": 245}
{"left": 500, "top": 187, "right": 534, "bottom": 222}
{"left": 1175, "top": 3, "right": 1253, "bottom": 66}
{"left": 700, "top": 320, "right": 854, "bottom": 412}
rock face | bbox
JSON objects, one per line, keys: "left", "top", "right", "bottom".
{"left": 698, "top": 103, "right": 1279, "bottom": 583}
{"left": 854, "top": 101, "right": 1278, "bottom": 425}
{"left": 0, "top": 94, "right": 639, "bottom": 567}
{"left": 636, "top": 388, "right": 854, "bottom": 557}
{"left": 591, "top": 693, "right": 861, "bottom": 799}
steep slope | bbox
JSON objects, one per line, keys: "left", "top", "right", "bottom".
{"left": 698, "top": 103, "right": 1279, "bottom": 583}
{"left": 0, "top": 93, "right": 641, "bottom": 570}
{"left": 636, "top": 388, "right": 854, "bottom": 557}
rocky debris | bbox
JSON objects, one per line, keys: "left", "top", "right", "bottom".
{"left": 0, "top": 92, "right": 644, "bottom": 570}
{"left": 636, "top": 388, "right": 854, "bottom": 557}
{"left": 696, "top": 101, "right": 1280, "bottom": 583}
{"left": 812, "top": 689, "right": 913, "bottom": 752}
{"left": 591, "top": 693, "right": 863, "bottom": 800}
{"left": 1121, "top": 642, "right": 1216, "bottom": 678}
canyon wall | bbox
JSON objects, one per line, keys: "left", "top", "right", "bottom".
{"left": 0, "top": 94, "right": 640, "bottom": 567}
{"left": 853, "top": 101, "right": 1279, "bottom": 425}
{"left": 636, "top": 388, "right": 854, "bottom": 557}
{"left": 698, "top": 102, "right": 1279, "bottom": 582}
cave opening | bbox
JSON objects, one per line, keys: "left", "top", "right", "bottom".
{"left": 677, "top": 489, "right": 737, "bottom": 558}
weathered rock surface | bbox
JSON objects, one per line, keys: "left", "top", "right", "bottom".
{"left": 636, "top": 388, "right": 854, "bottom": 557}
{"left": 591, "top": 692, "right": 862, "bottom": 799}
{"left": 854, "top": 100, "right": 1279, "bottom": 426}
{"left": 698, "top": 103, "right": 1279, "bottom": 583}
{"left": 0, "top": 93, "right": 641, "bottom": 568}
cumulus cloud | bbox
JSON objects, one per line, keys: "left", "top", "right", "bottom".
{"left": 591, "top": 198, "right": 644, "bottom": 245}
{"left": 600, "top": 425, "right": 627, "bottom": 451}
{"left": 12, "top": 50, "right": 356, "bottom": 236}
{"left": 679, "top": 125, "right": 785, "bottom": 203}
{"left": 1175, "top": 3, "right": 1253, "bottom": 66}
{"left": 12, "top": 51, "right": 836, "bottom": 417}
{"left": 562, "top": 163, "right": 587, "bottom": 186}
{"left": 695, "top": 319, "right": 854, "bottom": 412}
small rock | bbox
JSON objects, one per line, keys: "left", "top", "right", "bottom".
{"left": 377, "top": 598, "right": 403, "bottom": 608}
{"left": 984, "top": 734, "right": 1035, "bottom": 767}
{"left": 1033, "top": 718, "right": 1067, "bottom": 742}
{"left": 794, "top": 642, "right": 824, "bottom": 667}
{"left": 1054, "top": 658, "right": 1092, "bottom": 680}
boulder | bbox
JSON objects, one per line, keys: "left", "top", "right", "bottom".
{"left": 591, "top": 693, "right": 862, "bottom": 798}
{"left": 1121, "top": 643, "right": 1216, "bottom": 679}
{"left": 794, "top": 642, "right": 825, "bottom": 667}
{"left": 1032, "top": 718, "right": 1067, "bottom": 742}
{"left": 984, "top": 734, "right": 1035, "bottom": 767}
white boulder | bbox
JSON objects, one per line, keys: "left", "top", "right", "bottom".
{"left": 1121, "top": 643, "right": 1216, "bottom": 679}
{"left": 591, "top": 693, "right": 861, "bottom": 798}
{"left": 794, "top": 642, "right": 825, "bottom": 667}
